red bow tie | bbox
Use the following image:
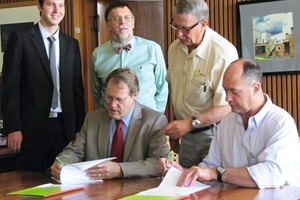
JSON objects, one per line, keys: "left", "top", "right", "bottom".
{"left": 114, "top": 44, "right": 132, "bottom": 54}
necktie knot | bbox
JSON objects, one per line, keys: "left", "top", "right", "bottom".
{"left": 116, "top": 120, "right": 123, "bottom": 127}
{"left": 47, "top": 36, "right": 55, "bottom": 43}
{"left": 114, "top": 44, "right": 131, "bottom": 54}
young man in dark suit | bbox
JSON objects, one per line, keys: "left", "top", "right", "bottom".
{"left": 1, "top": 0, "right": 85, "bottom": 171}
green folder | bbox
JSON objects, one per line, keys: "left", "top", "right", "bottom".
{"left": 7, "top": 183, "right": 85, "bottom": 198}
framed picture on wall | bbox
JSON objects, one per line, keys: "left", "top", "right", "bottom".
{"left": 237, "top": 0, "right": 300, "bottom": 73}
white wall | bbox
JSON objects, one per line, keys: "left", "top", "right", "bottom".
{"left": 0, "top": 6, "right": 40, "bottom": 72}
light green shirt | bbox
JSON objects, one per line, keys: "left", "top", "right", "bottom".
{"left": 91, "top": 36, "right": 168, "bottom": 113}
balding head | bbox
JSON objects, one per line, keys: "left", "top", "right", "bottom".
{"left": 224, "top": 58, "right": 262, "bottom": 87}
{"left": 222, "top": 58, "right": 265, "bottom": 116}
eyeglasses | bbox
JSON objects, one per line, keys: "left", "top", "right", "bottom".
{"left": 105, "top": 95, "right": 131, "bottom": 104}
{"left": 169, "top": 20, "right": 201, "bottom": 32}
{"left": 108, "top": 15, "right": 134, "bottom": 23}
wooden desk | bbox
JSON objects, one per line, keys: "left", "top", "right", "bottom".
{"left": 1, "top": 171, "right": 300, "bottom": 200}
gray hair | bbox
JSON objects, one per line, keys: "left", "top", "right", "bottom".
{"left": 106, "top": 67, "right": 140, "bottom": 95}
{"left": 243, "top": 61, "right": 263, "bottom": 86}
{"left": 174, "top": 0, "right": 209, "bottom": 20}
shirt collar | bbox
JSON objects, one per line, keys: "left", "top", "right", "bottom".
{"left": 111, "top": 36, "right": 136, "bottom": 48}
{"left": 177, "top": 26, "right": 212, "bottom": 61}
{"left": 194, "top": 26, "right": 212, "bottom": 60}
{"left": 236, "top": 94, "right": 272, "bottom": 128}
{"left": 251, "top": 94, "right": 272, "bottom": 125}
{"left": 113, "top": 101, "right": 136, "bottom": 128}
{"left": 38, "top": 22, "right": 60, "bottom": 40}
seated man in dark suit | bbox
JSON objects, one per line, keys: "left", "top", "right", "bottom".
{"left": 51, "top": 67, "right": 169, "bottom": 180}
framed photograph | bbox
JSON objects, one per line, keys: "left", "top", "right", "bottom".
{"left": 237, "top": 0, "right": 300, "bottom": 73}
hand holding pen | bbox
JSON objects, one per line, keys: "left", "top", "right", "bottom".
{"left": 159, "top": 152, "right": 172, "bottom": 177}
{"left": 159, "top": 152, "right": 184, "bottom": 178}
{"left": 55, "top": 157, "right": 64, "bottom": 166}
{"left": 164, "top": 152, "right": 172, "bottom": 173}
{"left": 50, "top": 157, "right": 65, "bottom": 182}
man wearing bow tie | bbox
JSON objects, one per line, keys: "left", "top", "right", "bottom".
{"left": 91, "top": 1, "right": 168, "bottom": 113}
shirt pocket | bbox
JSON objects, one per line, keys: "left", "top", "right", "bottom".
{"left": 131, "top": 64, "right": 155, "bottom": 83}
{"left": 186, "top": 77, "right": 213, "bottom": 107}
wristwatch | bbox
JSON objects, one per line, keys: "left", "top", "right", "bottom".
{"left": 191, "top": 116, "right": 201, "bottom": 129}
{"left": 216, "top": 166, "right": 226, "bottom": 182}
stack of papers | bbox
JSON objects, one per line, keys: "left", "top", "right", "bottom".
{"left": 139, "top": 166, "right": 210, "bottom": 196}
{"left": 8, "top": 158, "right": 117, "bottom": 198}
{"left": 120, "top": 166, "right": 210, "bottom": 199}
{"left": 59, "top": 157, "right": 116, "bottom": 185}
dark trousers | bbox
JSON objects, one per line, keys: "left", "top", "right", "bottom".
{"left": 16, "top": 114, "right": 68, "bottom": 172}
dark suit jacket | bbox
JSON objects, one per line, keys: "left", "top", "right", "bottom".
{"left": 1, "top": 24, "right": 85, "bottom": 147}
{"left": 58, "top": 102, "right": 169, "bottom": 178}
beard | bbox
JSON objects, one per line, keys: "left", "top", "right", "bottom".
{"left": 120, "top": 34, "right": 132, "bottom": 42}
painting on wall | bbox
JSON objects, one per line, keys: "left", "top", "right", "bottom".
{"left": 237, "top": 0, "right": 300, "bottom": 73}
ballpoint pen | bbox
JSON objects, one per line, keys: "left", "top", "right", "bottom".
{"left": 164, "top": 151, "right": 172, "bottom": 173}
{"left": 55, "top": 157, "right": 64, "bottom": 166}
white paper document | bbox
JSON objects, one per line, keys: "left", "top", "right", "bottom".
{"left": 139, "top": 166, "right": 210, "bottom": 196}
{"left": 60, "top": 157, "right": 116, "bottom": 185}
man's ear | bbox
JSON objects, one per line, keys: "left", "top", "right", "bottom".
{"left": 252, "top": 81, "right": 261, "bottom": 95}
{"left": 132, "top": 93, "right": 138, "bottom": 100}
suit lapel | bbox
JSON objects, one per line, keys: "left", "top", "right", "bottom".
{"left": 97, "top": 113, "right": 111, "bottom": 158}
{"left": 123, "top": 103, "right": 142, "bottom": 161}
{"left": 59, "top": 33, "right": 67, "bottom": 77}
{"left": 30, "top": 24, "right": 52, "bottom": 81}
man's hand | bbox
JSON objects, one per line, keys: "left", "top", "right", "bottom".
{"left": 160, "top": 119, "right": 191, "bottom": 139}
{"left": 159, "top": 158, "right": 183, "bottom": 177}
{"left": 50, "top": 162, "right": 63, "bottom": 182}
{"left": 7, "top": 131, "right": 23, "bottom": 152}
{"left": 85, "top": 161, "right": 123, "bottom": 180}
{"left": 177, "top": 166, "right": 215, "bottom": 187}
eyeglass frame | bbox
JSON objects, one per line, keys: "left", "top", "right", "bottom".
{"left": 169, "top": 19, "right": 201, "bottom": 32}
{"left": 105, "top": 95, "right": 132, "bottom": 104}
{"left": 108, "top": 14, "right": 134, "bottom": 23}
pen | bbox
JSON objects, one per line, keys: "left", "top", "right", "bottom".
{"left": 203, "top": 82, "right": 206, "bottom": 92}
{"left": 55, "top": 157, "right": 64, "bottom": 166}
{"left": 164, "top": 151, "right": 172, "bottom": 173}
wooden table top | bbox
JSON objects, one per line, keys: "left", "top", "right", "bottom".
{"left": 0, "top": 147, "right": 16, "bottom": 156}
{"left": 0, "top": 171, "right": 300, "bottom": 200}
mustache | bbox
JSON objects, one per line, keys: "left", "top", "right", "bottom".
{"left": 118, "top": 25, "right": 129, "bottom": 29}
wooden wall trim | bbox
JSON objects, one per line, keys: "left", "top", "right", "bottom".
{"left": 0, "top": 1, "right": 36, "bottom": 8}
{"left": 2, "top": 0, "right": 299, "bottom": 134}
{"left": 165, "top": 0, "right": 300, "bottom": 134}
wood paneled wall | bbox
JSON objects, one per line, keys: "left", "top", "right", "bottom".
{"left": 1, "top": 0, "right": 300, "bottom": 134}
{"left": 165, "top": 0, "right": 300, "bottom": 134}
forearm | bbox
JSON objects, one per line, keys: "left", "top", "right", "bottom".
{"left": 196, "top": 105, "right": 230, "bottom": 127}
{"left": 154, "top": 86, "right": 168, "bottom": 113}
{"left": 57, "top": 131, "right": 86, "bottom": 164}
{"left": 222, "top": 168, "right": 257, "bottom": 188}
